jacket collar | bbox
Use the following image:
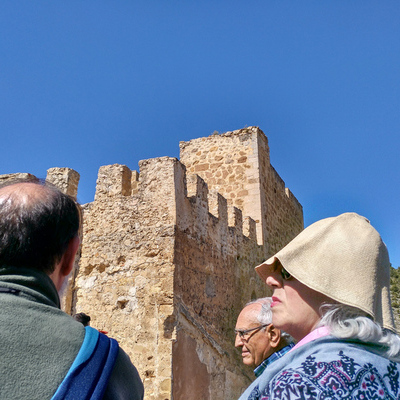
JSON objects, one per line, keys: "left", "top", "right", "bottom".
{"left": 0, "top": 265, "right": 60, "bottom": 308}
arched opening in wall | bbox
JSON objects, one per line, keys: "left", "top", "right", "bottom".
{"left": 250, "top": 290, "right": 257, "bottom": 300}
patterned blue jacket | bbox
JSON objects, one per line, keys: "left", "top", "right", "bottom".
{"left": 238, "top": 335, "right": 400, "bottom": 400}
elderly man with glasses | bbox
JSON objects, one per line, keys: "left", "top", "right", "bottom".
{"left": 235, "top": 297, "right": 294, "bottom": 396}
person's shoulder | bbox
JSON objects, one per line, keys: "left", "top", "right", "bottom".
{"left": 103, "top": 346, "right": 144, "bottom": 400}
{"left": 263, "top": 343, "right": 400, "bottom": 400}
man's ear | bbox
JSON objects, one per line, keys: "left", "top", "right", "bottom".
{"left": 50, "top": 236, "right": 80, "bottom": 291}
{"left": 60, "top": 236, "right": 80, "bottom": 277}
{"left": 266, "top": 324, "right": 281, "bottom": 348}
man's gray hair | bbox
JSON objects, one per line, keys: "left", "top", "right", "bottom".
{"left": 245, "top": 297, "right": 294, "bottom": 345}
{"left": 245, "top": 297, "right": 273, "bottom": 325}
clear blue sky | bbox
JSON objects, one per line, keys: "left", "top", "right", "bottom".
{"left": 1, "top": 1, "right": 399, "bottom": 267}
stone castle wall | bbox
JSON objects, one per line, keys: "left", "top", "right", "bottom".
{"left": 72, "top": 156, "right": 272, "bottom": 399}
{"left": 1, "top": 127, "right": 304, "bottom": 400}
{"left": 74, "top": 160, "right": 179, "bottom": 399}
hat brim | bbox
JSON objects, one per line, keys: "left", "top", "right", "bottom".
{"left": 255, "top": 256, "right": 279, "bottom": 283}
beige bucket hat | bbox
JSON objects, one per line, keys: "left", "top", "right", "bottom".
{"left": 255, "top": 212, "right": 395, "bottom": 332}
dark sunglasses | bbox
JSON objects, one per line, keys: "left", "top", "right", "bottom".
{"left": 280, "top": 266, "right": 292, "bottom": 280}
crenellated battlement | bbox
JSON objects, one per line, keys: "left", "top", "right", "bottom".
{"left": 94, "top": 164, "right": 132, "bottom": 199}
{"left": 85, "top": 154, "right": 266, "bottom": 251}
{"left": 46, "top": 167, "right": 80, "bottom": 199}
{"left": 180, "top": 126, "right": 303, "bottom": 251}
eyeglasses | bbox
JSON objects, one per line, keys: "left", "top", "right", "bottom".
{"left": 235, "top": 324, "right": 269, "bottom": 339}
{"left": 280, "top": 266, "right": 292, "bottom": 280}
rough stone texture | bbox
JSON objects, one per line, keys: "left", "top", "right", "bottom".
{"left": 172, "top": 330, "right": 210, "bottom": 399}
{"left": 0, "top": 172, "right": 37, "bottom": 183}
{"left": 72, "top": 159, "right": 179, "bottom": 400}
{"left": 180, "top": 127, "right": 303, "bottom": 254}
{"left": 0, "top": 128, "right": 305, "bottom": 399}
{"left": 46, "top": 167, "right": 80, "bottom": 199}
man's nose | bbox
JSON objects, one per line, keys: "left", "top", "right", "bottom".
{"left": 234, "top": 333, "right": 243, "bottom": 348}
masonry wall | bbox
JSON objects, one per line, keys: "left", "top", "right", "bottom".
{"left": 172, "top": 172, "right": 269, "bottom": 398}
{"left": 68, "top": 156, "right": 273, "bottom": 399}
{"left": 257, "top": 134, "right": 303, "bottom": 255}
{"left": 72, "top": 160, "right": 179, "bottom": 400}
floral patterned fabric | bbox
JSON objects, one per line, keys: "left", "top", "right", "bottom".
{"left": 262, "top": 351, "right": 399, "bottom": 399}
{"left": 238, "top": 336, "right": 400, "bottom": 400}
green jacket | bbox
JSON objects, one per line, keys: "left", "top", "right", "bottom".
{"left": 0, "top": 266, "right": 144, "bottom": 400}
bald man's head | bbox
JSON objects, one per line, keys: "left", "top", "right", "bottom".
{"left": 0, "top": 179, "right": 80, "bottom": 273}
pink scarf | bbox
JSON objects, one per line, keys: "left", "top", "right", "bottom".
{"left": 290, "top": 326, "right": 330, "bottom": 352}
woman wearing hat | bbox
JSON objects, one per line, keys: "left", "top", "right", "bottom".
{"left": 239, "top": 212, "right": 400, "bottom": 400}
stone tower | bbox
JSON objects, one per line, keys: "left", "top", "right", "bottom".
{"left": 180, "top": 127, "right": 303, "bottom": 253}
